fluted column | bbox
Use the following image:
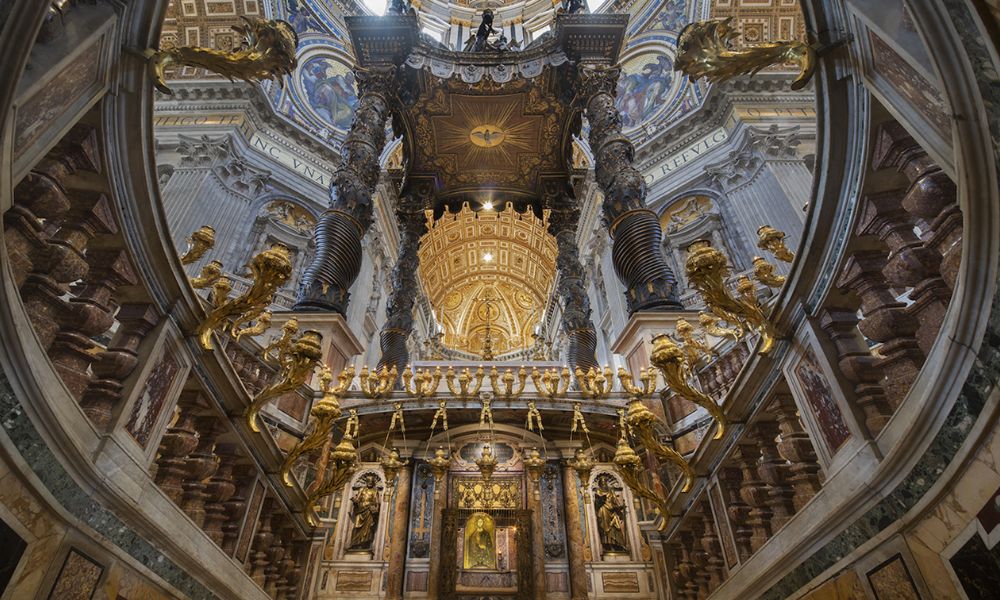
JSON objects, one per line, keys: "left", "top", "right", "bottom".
{"left": 385, "top": 461, "right": 413, "bottom": 600}
{"left": 575, "top": 65, "right": 683, "bottom": 313}
{"left": 295, "top": 67, "right": 398, "bottom": 314}
{"left": 377, "top": 194, "right": 426, "bottom": 372}
{"left": 548, "top": 190, "right": 599, "bottom": 371}
{"left": 561, "top": 459, "right": 589, "bottom": 599}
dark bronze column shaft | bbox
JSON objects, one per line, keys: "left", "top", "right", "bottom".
{"left": 576, "top": 65, "right": 684, "bottom": 313}
{"left": 295, "top": 67, "right": 398, "bottom": 313}
{"left": 548, "top": 191, "right": 599, "bottom": 371}
{"left": 377, "top": 196, "right": 426, "bottom": 372}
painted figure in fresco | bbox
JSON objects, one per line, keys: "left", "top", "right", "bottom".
{"left": 617, "top": 55, "right": 674, "bottom": 129}
{"left": 347, "top": 474, "right": 381, "bottom": 550}
{"left": 301, "top": 58, "right": 357, "bottom": 131}
{"left": 593, "top": 476, "right": 629, "bottom": 553}
{"left": 285, "top": 0, "right": 320, "bottom": 35}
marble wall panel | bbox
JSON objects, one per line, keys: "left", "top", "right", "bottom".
{"left": 709, "top": 480, "right": 738, "bottom": 569}
{"left": 235, "top": 480, "right": 264, "bottom": 563}
{"left": 335, "top": 570, "right": 372, "bottom": 592}
{"left": 792, "top": 346, "right": 851, "bottom": 455}
{"left": 540, "top": 463, "right": 567, "bottom": 560}
{"left": 601, "top": 571, "right": 640, "bottom": 593}
{"left": 47, "top": 548, "right": 104, "bottom": 600}
{"left": 950, "top": 533, "right": 1000, "bottom": 600}
{"left": 405, "top": 570, "right": 428, "bottom": 591}
{"left": 125, "top": 346, "right": 181, "bottom": 449}
{"left": 866, "top": 554, "right": 920, "bottom": 599}
{"left": 407, "top": 464, "right": 435, "bottom": 559}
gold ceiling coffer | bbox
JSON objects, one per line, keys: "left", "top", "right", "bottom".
{"left": 573, "top": 64, "right": 684, "bottom": 314}
{"left": 685, "top": 240, "right": 779, "bottom": 354}
{"left": 146, "top": 17, "right": 298, "bottom": 95}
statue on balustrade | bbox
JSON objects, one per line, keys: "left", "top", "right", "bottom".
{"left": 467, "top": 10, "right": 497, "bottom": 52}
{"left": 464, "top": 512, "right": 497, "bottom": 569}
{"left": 387, "top": 0, "right": 416, "bottom": 16}
{"left": 561, "top": 0, "right": 587, "bottom": 14}
{"left": 347, "top": 473, "right": 381, "bottom": 551}
{"left": 594, "top": 475, "right": 629, "bottom": 553}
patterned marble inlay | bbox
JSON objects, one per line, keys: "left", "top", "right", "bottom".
{"left": 866, "top": 554, "right": 921, "bottom": 599}
{"left": 48, "top": 549, "right": 103, "bottom": 600}
{"left": 792, "top": 346, "right": 851, "bottom": 454}
{"left": 125, "top": 347, "right": 180, "bottom": 448}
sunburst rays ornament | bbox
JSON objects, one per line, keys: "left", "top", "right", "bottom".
{"left": 434, "top": 95, "right": 541, "bottom": 170}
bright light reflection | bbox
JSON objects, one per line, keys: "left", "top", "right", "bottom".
{"left": 482, "top": 201, "right": 494, "bottom": 211}
{"left": 361, "top": 0, "right": 386, "bottom": 15}
{"left": 482, "top": 252, "right": 494, "bottom": 263}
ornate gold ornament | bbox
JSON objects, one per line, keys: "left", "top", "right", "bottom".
{"left": 675, "top": 17, "right": 816, "bottom": 91}
{"left": 344, "top": 409, "right": 359, "bottom": 439}
{"left": 280, "top": 365, "right": 354, "bottom": 487}
{"left": 575, "top": 366, "right": 613, "bottom": 399}
{"left": 651, "top": 334, "right": 726, "bottom": 440}
{"left": 757, "top": 225, "right": 796, "bottom": 263}
{"left": 753, "top": 256, "right": 786, "bottom": 288}
{"left": 445, "top": 366, "right": 486, "bottom": 399}
{"left": 675, "top": 318, "right": 717, "bottom": 366}
{"left": 148, "top": 17, "right": 298, "bottom": 95}
{"left": 479, "top": 396, "right": 494, "bottom": 428}
{"left": 625, "top": 398, "right": 695, "bottom": 493}
{"left": 489, "top": 366, "right": 527, "bottom": 400}
{"left": 428, "top": 447, "right": 452, "bottom": 492}
{"left": 359, "top": 365, "right": 397, "bottom": 400}
{"left": 476, "top": 444, "right": 498, "bottom": 481}
{"left": 525, "top": 400, "right": 544, "bottom": 433}
{"left": 179, "top": 225, "right": 216, "bottom": 265}
{"left": 569, "top": 447, "right": 595, "bottom": 491}
{"left": 613, "top": 437, "right": 671, "bottom": 531}
{"left": 430, "top": 399, "right": 449, "bottom": 431}
{"left": 698, "top": 312, "right": 742, "bottom": 341}
{"left": 617, "top": 367, "right": 658, "bottom": 401}
{"left": 531, "top": 367, "right": 570, "bottom": 399}
{"left": 305, "top": 430, "right": 359, "bottom": 527}
{"left": 262, "top": 318, "right": 298, "bottom": 362}
{"left": 190, "top": 260, "right": 224, "bottom": 289}
{"left": 571, "top": 402, "right": 590, "bottom": 435}
{"left": 523, "top": 448, "right": 545, "bottom": 496}
{"left": 380, "top": 448, "right": 407, "bottom": 489}
{"left": 196, "top": 243, "right": 293, "bottom": 351}
{"left": 210, "top": 276, "right": 232, "bottom": 306}
{"left": 233, "top": 311, "right": 271, "bottom": 342}
{"left": 402, "top": 366, "right": 442, "bottom": 399}
{"left": 685, "top": 240, "right": 777, "bottom": 354}
{"left": 389, "top": 402, "right": 406, "bottom": 434}
{"left": 244, "top": 329, "right": 323, "bottom": 433}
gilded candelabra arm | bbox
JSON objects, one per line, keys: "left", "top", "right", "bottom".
{"left": 359, "top": 365, "right": 397, "bottom": 399}
{"left": 445, "top": 367, "right": 460, "bottom": 397}
{"left": 210, "top": 277, "right": 232, "bottom": 307}
{"left": 147, "top": 17, "right": 299, "bottom": 95}
{"left": 280, "top": 366, "right": 353, "bottom": 487}
{"left": 422, "top": 367, "right": 442, "bottom": 398}
{"left": 196, "top": 244, "right": 293, "bottom": 351}
{"left": 651, "top": 335, "right": 726, "bottom": 440}
{"left": 737, "top": 276, "right": 761, "bottom": 307}
{"left": 613, "top": 438, "right": 672, "bottom": 531}
{"left": 488, "top": 367, "right": 500, "bottom": 396}
{"left": 698, "top": 312, "right": 742, "bottom": 341}
{"left": 685, "top": 240, "right": 777, "bottom": 354}
{"left": 468, "top": 366, "right": 486, "bottom": 397}
{"left": 262, "top": 318, "right": 298, "bottom": 363}
{"left": 245, "top": 330, "right": 323, "bottom": 433}
{"left": 752, "top": 256, "right": 787, "bottom": 288}
{"left": 675, "top": 318, "right": 718, "bottom": 366}
{"left": 757, "top": 225, "right": 796, "bottom": 263}
{"left": 675, "top": 17, "right": 816, "bottom": 91}
{"left": 305, "top": 431, "right": 359, "bottom": 527}
{"left": 625, "top": 399, "right": 695, "bottom": 493}
{"left": 190, "top": 260, "right": 224, "bottom": 289}
{"left": 617, "top": 368, "right": 658, "bottom": 399}
{"left": 234, "top": 311, "right": 272, "bottom": 342}
{"left": 402, "top": 366, "right": 416, "bottom": 395}
{"left": 179, "top": 225, "right": 216, "bottom": 265}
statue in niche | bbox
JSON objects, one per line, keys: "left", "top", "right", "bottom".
{"left": 347, "top": 473, "right": 381, "bottom": 551}
{"left": 463, "top": 512, "right": 497, "bottom": 569}
{"left": 593, "top": 475, "right": 629, "bottom": 553}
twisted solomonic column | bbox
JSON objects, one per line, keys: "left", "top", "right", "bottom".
{"left": 294, "top": 67, "right": 399, "bottom": 313}
{"left": 548, "top": 190, "right": 600, "bottom": 372}
{"left": 575, "top": 65, "right": 684, "bottom": 313}
{"left": 377, "top": 193, "right": 427, "bottom": 373}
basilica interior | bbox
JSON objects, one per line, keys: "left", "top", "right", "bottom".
{"left": 1, "top": 0, "right": 1000, "bottom": 599}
